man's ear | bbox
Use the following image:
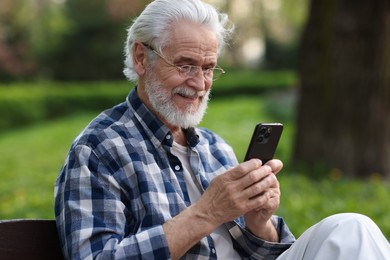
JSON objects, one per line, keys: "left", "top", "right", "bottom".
{"left": 133, "top": 42, "right": 147, "bottom": 77}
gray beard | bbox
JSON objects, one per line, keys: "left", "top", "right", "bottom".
{"left": 144, "top": 75, "right": 210, "bottom": 129}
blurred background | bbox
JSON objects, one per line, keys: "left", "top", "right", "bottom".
{"left": 0, "top": 0, "right": 389, "bottom": 238}
{"left": 0, "top": 0, "right": 306, "bottom": 80}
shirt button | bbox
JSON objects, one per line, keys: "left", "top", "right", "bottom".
{"left": 174, "top": 165, "right": 181, "bottom": 171}
{"left": 166, "top": 134, "right": 171, "bottom": 140}
{"left": 211, "top": 248, "right": 216, "bottom": 254}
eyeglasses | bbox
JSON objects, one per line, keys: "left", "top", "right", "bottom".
{"left": 143, "top": 43, "right": 225, "bottom": 81}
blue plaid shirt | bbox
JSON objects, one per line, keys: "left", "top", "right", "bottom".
{"left": 55, "top": 88, "right": 294, "bottom": 259}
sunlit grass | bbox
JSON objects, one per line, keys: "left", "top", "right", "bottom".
{"left": 277, "top": 174, "right": 390, "bottom": 237}
{"left": 0, "top": 113, "right": 97, "bottom": 219}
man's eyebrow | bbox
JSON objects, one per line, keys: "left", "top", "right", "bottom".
{"left": 174, "top": 55, "right": 217, "bottom": 66}
{"left": 174, "top": 55, "right": 198, "bottom": 64}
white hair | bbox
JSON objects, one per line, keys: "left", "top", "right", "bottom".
{"left": 123, "top": 0, "right": 234, "bottom": 82}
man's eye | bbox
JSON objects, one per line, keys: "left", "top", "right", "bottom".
{"left": 202, "top": 66, "right": 214, "bottom": 72}
{"left": 204, "top": 65, "right": 215, "bottom": 70}
{"left": 179, "top": 65, "right": 192, "bottom": 71}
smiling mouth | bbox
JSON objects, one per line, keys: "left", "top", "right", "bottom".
{"left": 174, "top": 88, "right": 205, "bottom": 100}
{"left": 177, "top": 92, "right": 199, "bottom": 100}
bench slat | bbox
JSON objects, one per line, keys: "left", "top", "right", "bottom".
{"left": 0, "top": 219, "right": 63, "bottom": 260}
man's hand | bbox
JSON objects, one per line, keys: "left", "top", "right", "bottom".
{"left": 244, "top": 159, "right": 283, "bottom": 242}
{"left": 163, "top": 159, "right": 283, "bottom": 259}
{"left": 193, "top": 159, "right": 283, "bottom": 229}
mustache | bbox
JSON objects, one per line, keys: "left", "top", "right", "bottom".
{"left": 172, "top": 87, "right": 208, "bottom": 98}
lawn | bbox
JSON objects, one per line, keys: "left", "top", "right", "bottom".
{"left": 0, "top": 113, "right": 96, "bottom": 219}
{"left": 0, "top": 93, "right": 389, "bottom": 239}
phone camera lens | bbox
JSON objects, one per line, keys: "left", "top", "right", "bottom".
{"left": 260, "top": 127, "right": 267, "bottom": 135}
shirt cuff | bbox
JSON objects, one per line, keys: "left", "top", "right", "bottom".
{"left": 226, "top": 216, "right": 295, "bottom": 259}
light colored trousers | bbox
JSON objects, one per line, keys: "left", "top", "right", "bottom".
{"left": 277, "top": 213, "right": 390, "bottom": 260}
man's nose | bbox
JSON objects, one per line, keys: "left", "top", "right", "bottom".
{"left": 187, "top": 69, "right": 208, "bottom": 91}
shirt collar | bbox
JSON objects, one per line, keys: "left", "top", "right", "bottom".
{"left": 126, "top": 87, "right": 200, "bottom": 148}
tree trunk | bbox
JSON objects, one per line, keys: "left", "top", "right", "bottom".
{"left": 293, "top": 0, "right": 390, "bottom": 179}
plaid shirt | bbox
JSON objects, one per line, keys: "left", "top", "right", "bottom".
{"left": 55, "top": 88, "right": 294, "bottom": 259}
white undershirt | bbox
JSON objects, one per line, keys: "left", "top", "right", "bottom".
{"left": 171, "top": 142, "right": 241, "bottom": 259}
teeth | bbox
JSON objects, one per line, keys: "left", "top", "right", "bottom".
{"left": 179, "top": 93, "right": 190, "bottom": 98}
{"left": 174, "top": 87, "right": 204, "bottom": 98}
{"left": 180, "top": 94, "right": 196, "bottom": 99}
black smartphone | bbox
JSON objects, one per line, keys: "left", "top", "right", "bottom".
{"left": 244, "top": 123, "right": 283, "bottom": 162}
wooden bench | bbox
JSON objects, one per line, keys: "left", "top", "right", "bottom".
{"left": 0, "top": 219, "right": 64, "bottom": 260}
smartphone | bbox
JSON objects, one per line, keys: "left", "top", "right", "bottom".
{"left": 244, "top": 123, "right": 283, "bottom": 162}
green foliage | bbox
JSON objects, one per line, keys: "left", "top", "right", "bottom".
{"left": 29, "top": 2, "right": 70, "bottom": 59}
{"left": 44, "top": 0, "right": 126, "bottom": 80}
{"left": 1, "top": 0, "right": 307, "bottom": 80}
{"left": 0, "top": 70, "right": 297, "bottom": 132}
{"left": 0, "top": 81, "right": 131, "bottom": 132}
{"left": 212, "top": 70, "right": 297, "bottom": 95}
{"left": 0, "top": 0, "right": 145, "bottom": 80}
{"left": 281, "top": 0, "right": 309, "bottom": 31}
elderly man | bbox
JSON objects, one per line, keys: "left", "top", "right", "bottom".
{"left": 55, "top": 0, "right": 390, "bottom": 259}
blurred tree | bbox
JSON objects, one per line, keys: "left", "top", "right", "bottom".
{"left": 206, "top": 0, "right": 308, "bottom": 70}
{"left": 0, "top": 0, "right": 146, "bottom": 81}
{"left": 40, "top": 0, "right": 145, "bottom": 80}
{"left": 261, "top": 0, "right": 308, "bottom": 70}
{"left": 293, "top": 0, "right": 390, "bottom": 179}
{"left": 29, "top": 0, "right": 71, "bottom": 78}
{"left": 0, "top": 0, "right": 36, "bottom": 80}
{"left": 1, "top": 0, "right": 308, "bottom": 80}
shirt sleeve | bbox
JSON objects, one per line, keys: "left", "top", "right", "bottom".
{"left": 54, "top": 144, "right": 171, "bottom": 260}
{"left": 226, "top": 216, "right": 295, "bottom": 259}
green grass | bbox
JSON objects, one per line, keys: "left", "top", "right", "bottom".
{"left": 0, "top": 70, "right": 296, "bottom": 132}
{"left": 0, "top": 94, "right": 389, "bottom": 240}
{"left": 0, "top": 113, "right": 97, "bottom": 219}
{"left": 277, "top": 174, "right": 390, "bottom": 238}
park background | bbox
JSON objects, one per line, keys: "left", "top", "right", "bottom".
{"left": 1, "top": 0, "right": 389, "bottom": 239}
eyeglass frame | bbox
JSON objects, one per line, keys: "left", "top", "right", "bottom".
{"left": 142, "top": 43, "right": 225, "bottom": 81}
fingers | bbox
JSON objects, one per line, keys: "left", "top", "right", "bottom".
{"left": 265, "top": 159, "right": 283, "bottom": 175}
{"left": 242, "top": 173, "right": 279, "bottom": 201}
{"left": 224, "top": 159, "right": 263, "bottom": 181}
{"left": 237, "top": 164, "right": 273, "bottom": 192}
{"left": 219, "top": 159, "right": 280, "bottom": 201}
{"left": 250, "top": 186, "right": 281, "bottom": 213}
{"left": 254, "top": 196, "right": 279, "bottom": 212}
{"left": 202, "top": 159, "right": 282, "bottom": 224}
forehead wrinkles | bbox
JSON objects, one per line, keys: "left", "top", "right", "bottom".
{"left": 163, "top": 21, "right": 218, "bottom": 63}
{"left": 174, "top": 48, "right": 217, "bottom": 64}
